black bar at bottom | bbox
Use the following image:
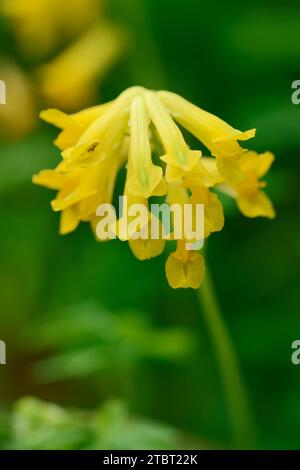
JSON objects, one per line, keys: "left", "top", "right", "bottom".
{"left": 0, "top": 450, "right": 300, "bottom": 466}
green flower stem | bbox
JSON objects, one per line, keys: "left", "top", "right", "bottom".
{"left": 113, "top": 0, "right": 167, "bottom": 88}
{"left": 128, "top": 0, "right": 167, "bottom": 88}
{"left": 197, "top": 266, "right": 255, "bottom": 449}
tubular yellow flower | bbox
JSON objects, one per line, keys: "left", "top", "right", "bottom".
{"left": 3, "top": 0, "right": 123, "bottom": 113}
{"left": 144, "top": 91, "right": 200, "bottom": 178}
{"left": 128, "top": 206, "right": 165, "bottom": 261}
{"left": 166, "top": 241, "right": 205, "bottom": 289}
{"left": 33, "top": 87, "right": 275, "bottom": 289}
{"left": 166, "top": 182, "right": 224, "bottom": 240}
{"left": 217, "top": 151, "right": 275, "bottom": 219}
{"left": 40, "top": 102, "right": 119, "bottom": 154}
{"left": 127, "top": 96, "right": 165, "bottom": 198}
{"left": 38, "top": 23, "right": 123, "bottom": 111}
{"left": 110, "top": 184, "right": 165, "bottom": 259}
{"left": 157, "top": 90, "right": 256, "bottom": 182}
{"left": 3, "top": 0, "right": 101, "bottom": 58}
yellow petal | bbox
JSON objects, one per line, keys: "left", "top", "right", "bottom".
{"left": 157, "top": 91, "right": 255, "bottom": 162}
{"left": 40, "top": 106, "right": 108, "bottom": 130}
{"left": 59, "top": 206, "right": 80, "bottom": 234}
{"left": 51, "top": 166, "right": 97, "bottom": 211}
{"left": 199, "top": 157, "right": 224, "bottom": 182}
{"left": 162, "top": 150, "right": 201, "bottom": 182}
{"left": 115, "top": 190, "right": 150, "bottom": 241}
{"left": 239, "top": 151, "right": 275, "bottom": 178}
{"left": 62, "top": 141, "right": 102, "bottom": 169}
{"left": 129, "top": 238, "right": 165, "bottom": 260}
{"left": 237, "top": 190, "right": 275, "bottom": 219}
{"left": 216, "top": 157, "right": 244, "bottom": 183}
{"left": 76, "top": 87, "right": 140, "bottom": 144}
{"left": 190, "top": 187, "right": 224, "bottom": 237}
{"left": 79, "top": 194, "right": 102, "bottom": 220}
{"left": 127, "top": 96, "right": 165, "bottom": 198}
{"left": 184, "top": 158, "right": 225, "bottom": 188}
{"left": 165, "top": 246, "right": 205, "bottom": 289}
{"left": 38, "top": 23, "right": 123, "bottom": 111}
{"left": 152, "top": 177, "right": 168, "bottom": 196}
{"left": 32, "top": 169, "right": 66, "bottom": 190}
{"left": 40, "top": 109, "right": 83, "bottom": 150}
{"left": 212, "top": 128, "right": 256, "bottom": 143}
{"left": 40, "top": 108, "right": 74, "bottom": 129}
{"left": 167, "top": 181, "right": 189, "bottom": 209}
{"left": 40, "top": 104, "right": 112, "bottom": 150}
{"left": 4, "top": 0, "right": 101, "bottom": 59}
{"left": 144, "top": 90, "right": 199, "bottom": 172}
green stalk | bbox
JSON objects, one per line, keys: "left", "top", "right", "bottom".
{"left": 112, "top": 0, "right": 167, "bottom": 88}
{"left": 197, "top": 266, "right": 255, "bottom": 449}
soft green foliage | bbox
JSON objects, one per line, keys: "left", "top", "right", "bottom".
{"left": 4, "top": 397, "right": 179, "bottom": 450}
{"left": 0, "top": 130, "right": 57, "bottom": 192}
{"left": 23, "top": 303, "right": 195, "bottom": 383}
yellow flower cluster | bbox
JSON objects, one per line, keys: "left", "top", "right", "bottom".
{"left": 2, "top": 0, "right": 123, "bottom": 111}
{"left": 3, "top": 0, "right": 101, "bottom": 58}
{"left": 33, "top": 87, "right": 275, "bottom": 289}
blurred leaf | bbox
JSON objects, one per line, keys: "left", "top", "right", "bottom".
{"left": 9, "top": 397, "right": 93, "bottom": 450}
{"left": 7, "top": 397, "right": 179, "bottom": 450}
{"left": 91, "top": 400, "right": 178, "bottom": 450}
{"left": 23, "top": 302, "right": 195, "bottom": 383}
{"left": 0, "top": 408, "right": 11, "bottom": 449}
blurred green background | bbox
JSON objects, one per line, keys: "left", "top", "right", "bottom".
{"left": 0, "top": 0, "right": 299, "bottom": 450}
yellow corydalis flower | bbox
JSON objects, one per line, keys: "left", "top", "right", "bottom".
{"left": 157, "top": 91, "right": 256, "bottom": 182}
{"left": 166, "top": 240, "right": 205, "bottom": 289}
{"left": 217, "top": 151, "right": 275, "bottom": 219}
{"left": 127, "top": 96, "right": 165, "bottom": 198}
{"left": 144, "top": 91, "right": 200, "bottom": 178}
{"left": 38, "top": 23, "right": 123, "bottom": 111}
{"left": 3, "top": 0, "right": 123, "bottom": 112}
{"left": 33, "top": 86, "right": 275, "bottom": 289}
{"left": 3, "top": 0, "right": 101, "bottom": 58}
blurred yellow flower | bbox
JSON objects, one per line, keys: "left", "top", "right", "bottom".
{"left": 3, "top": 0, "right": 101, "bottom": 58}
{"left": 33, "top": 87, "right": 275, "bottom": 288}
{"left": 0, "top": 61, "right": 37, "bottom": 140}
{"left": 38, "top": 23, "right": 123, "bottom": 111}
{"left": 3, "top": 0, "right": 123, "bottom": 112}
{"left": 217, "top": 151, "right": 275, "bottom": 218}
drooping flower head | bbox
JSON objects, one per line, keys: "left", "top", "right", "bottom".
{"left": 33, "top": 87, "right": 275, "bottom": 289}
